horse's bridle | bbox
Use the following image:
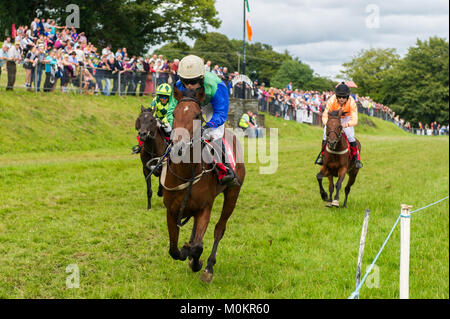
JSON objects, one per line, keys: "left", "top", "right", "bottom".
{"left": 326, "top": 122, "right": 343, "bottom": 151}
{"left": 139, "top": 111, "right": 158, "bottom": 141}
{"left": 175, "top": 97, "right": 207, "bottom": 147}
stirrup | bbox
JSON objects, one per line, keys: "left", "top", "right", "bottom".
{"left": 131, "top": 145, "right": 141, "bottom": 154}
{"left": 219, "top": 168, "right": 238, "bottom": 186}
{"left": 354, "top": 159, "right": 363, "bottom": 169}
{"left": 315, "top": 154, "right": 324, "bottom": 165}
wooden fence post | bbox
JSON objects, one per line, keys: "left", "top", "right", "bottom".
{"left": 400, "top": 204, "right": 413, "bottom": 299}
{"left": 354, "top": 209, "right": 371, "bottom": 299}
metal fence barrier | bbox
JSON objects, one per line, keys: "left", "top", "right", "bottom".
{"left": 254, "top": 96, "right": 449, "bottom": 136}
{"left": 0, "top": 61, "right": 174, "bottom": 97}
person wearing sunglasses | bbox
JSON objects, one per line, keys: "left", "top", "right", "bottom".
{"left": 149, "top": 83, "right": 173, "bottom": 133}
{"left": 131, "top": 83, "right": 173, "bottom": 154}
{"left": 166, "top": 54, "right": 237, "bottom": 186}
{"left": 315, "top": 82, "right": 363, "bottom": 169}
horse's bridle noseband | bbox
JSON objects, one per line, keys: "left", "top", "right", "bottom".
{"left": 140, "top": 111, "right": 158, "bottom": 140}
{"left": 326, "top": 121, "right": 343, "bottom": 151}
{"left": 175, "top": 97, "right": 206, "bottom": 146}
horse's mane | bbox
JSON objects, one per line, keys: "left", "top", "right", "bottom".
{"left": 328, "top": 110, "right": 341, "bottom": 118}
{"left": 183, "top": 89, "right": 199, "bottom": 99}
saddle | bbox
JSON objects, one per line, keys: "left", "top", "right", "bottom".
{"left": 203, "top": 137, "right": 237, "bottom": 180}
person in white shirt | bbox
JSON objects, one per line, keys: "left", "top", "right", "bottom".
{"left": 3, "top": 37, "right": 12, "bottom": 49}
{"left": 102, "top": 45, "right": 112, "bottom": 58}
{"left": 0, "top": 45, "right": 9, "bottom": 80}
{"left": 6, "top": 42, "right": 22, "bottom": 90}
{"left": 205, "top": 60, "right": 211, "bottom": 72}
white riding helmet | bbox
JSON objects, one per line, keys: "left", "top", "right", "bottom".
{"left": 178, "top": 55, "right": 205, "bottom": 79}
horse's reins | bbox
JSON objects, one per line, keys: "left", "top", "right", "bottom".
{"left": 325, "top": 121, "right": 349, "bottom": 155}
{"left": 143, "top": 118, "right": 173, "bottom": 181}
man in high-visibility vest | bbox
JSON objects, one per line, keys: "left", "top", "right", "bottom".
{"left": 239, "top": 111, "right": 256, "bottom": 130}
{"left": 131, "top": 83, "right": 173, "bottom": 154}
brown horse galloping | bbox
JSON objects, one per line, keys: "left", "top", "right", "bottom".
{"left": 135, "top": 106, "right": 169, "bottom": 210}
{"left": 316, "top": 109, "right": 361, "bottom": 208}
{"left": 162, "top": 86, "right": 246, "bottom": 283}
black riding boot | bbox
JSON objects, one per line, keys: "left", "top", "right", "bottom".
{"left": 350, "top": 141, "right": 363, "bottom": 169}
{"left": 215, "top": 139, "right": 238, "bottom": 186}
{"left": 131, "top": 145, "right": 141, "bottom": 154}
{"left": 315, "top": 140, "right": 327, "bottom": 165}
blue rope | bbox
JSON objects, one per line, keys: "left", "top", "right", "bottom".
{"left": 348, "top": 195, "right": 449, "bottom": 299}
{"left": 410, "top": 195, "right": 449, "bottom": 214}
{"left": 348, "top": 214, "right": 401, "bottom": 299}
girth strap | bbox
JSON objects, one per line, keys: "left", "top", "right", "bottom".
{"left": 326, "top": 145, "right": 349, "bottom": 155}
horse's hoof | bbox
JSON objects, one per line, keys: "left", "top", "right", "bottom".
{"left": 201, "top": 269, "right": 213, "bottom": 283}
{"left": 189, "top": 259, "right": 203, "bottom": 272}
{"left": 321, "top": 193, "right": 328, "bottom": 201}
{"left": 326, "top": 202, "right": 333, "bottom": 208}
{"left": 332, "top": 200, "right": 339, "bottom": 207}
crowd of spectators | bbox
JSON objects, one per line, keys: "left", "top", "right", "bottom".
{"left": 254, "top": 83, "right": 449, "bottom": 136}
{"left": 0, "top": 20, "right": 250, "bottom": 98}
{"left": 255, "top": 83, "right": 331, "bottom": 122}
{"left": 0, "top": 19, "right": 183, "bottom": 95}
{"left": 1, "top": 19, "right": 447, "bottom": 135}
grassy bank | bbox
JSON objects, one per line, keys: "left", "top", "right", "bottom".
{"left": 0, "top": 92, "right": 448, "bottom": 299}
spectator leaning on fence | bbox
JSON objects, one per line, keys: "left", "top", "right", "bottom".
{"left": 43, "top": 49, "right": 57, "bottom": 92}
{"left": 24, "top": 45, "right": 38, "bottom": 90}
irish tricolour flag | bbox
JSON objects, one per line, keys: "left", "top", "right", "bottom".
{"left": 245, "top": 0, "right": 253, "bottom": 42}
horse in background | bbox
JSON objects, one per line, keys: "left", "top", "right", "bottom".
{"left": 316, "top": 109, "right": 361, "bottom": 208}
{"left": 162, "top": 86, "right": 245, "bottom": 283}
{"left": 135, "top": 106, "right": 169, "bottom": 210}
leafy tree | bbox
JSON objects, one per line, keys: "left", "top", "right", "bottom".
{"left": 271, "top": 59, "right": 314, "bottom": 89}
{"left": 1, "top": 0, "right": 221, "bottom": 56}
{"left": 153, "top": 41, "right": 192, "bottom": 61}
{"left": 340, "top": 48, "right": 400, "bottom": 101}
{"left": 191, "top": 32, "right": 238, "bottom": 71}
{"left": 388, "top": 37, "right": 449, "bottom": 125}
{"left": 231, "top": 40, "right": 292, "bottom": 86}
{"left": 305, "top": 75, "right": 336, "bottom": 92}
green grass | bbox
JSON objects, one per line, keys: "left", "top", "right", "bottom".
{"left": 0, "top": 92, "right": 448, "bottom": 299}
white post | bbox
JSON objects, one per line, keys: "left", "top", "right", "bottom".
{"left": 400, "top": 204, "right": 412, "bottom": 299}
{"left": 355, "top": 209, "right": 371, "bottom": 299}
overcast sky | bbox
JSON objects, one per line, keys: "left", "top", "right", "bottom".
{"left": 210, "top": 0, "right": 449, "bottom": 80}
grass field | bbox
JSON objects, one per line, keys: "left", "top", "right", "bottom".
{"left": 0, "top": 91, "right": 448, "bottom": 299}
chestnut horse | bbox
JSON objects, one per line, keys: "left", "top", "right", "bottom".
{"left": 162, "top": 87, "right": 245, "bottom": 283}
{"left": 316, "top": 109, "right": 361, "bottom": 208}
{"left": 135, "top": 106, "right": 169, "bottom": 210}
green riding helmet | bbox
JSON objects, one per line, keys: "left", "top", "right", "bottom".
{"left": 156, "top": 83, "right": 172, "bottom": 96}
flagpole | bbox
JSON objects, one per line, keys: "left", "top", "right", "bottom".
{"left": 242, "top": 0, "right": 246, "bottom": 75}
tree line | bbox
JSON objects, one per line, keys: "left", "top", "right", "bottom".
{"left": 340, "top": 37, "right": 449, "bottom": 126}
{"left": 2, "top": 1, "right": 446, "bottom": 124}
{"left": 154, "top": 32, "right": 336, "bottom": 91}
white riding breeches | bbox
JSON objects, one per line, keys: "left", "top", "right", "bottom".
{"left": 203, "top": 103, "right": 225, "bottom": 140}
{"left": 323, "top": 116, "right": 356, "bottom": 143}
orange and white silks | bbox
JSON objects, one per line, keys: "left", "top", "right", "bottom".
{"left": 322, "top": 95, "right": 358, "bottom": 127}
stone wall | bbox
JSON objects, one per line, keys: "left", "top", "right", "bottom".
{"left": 227, "top": 98, "right": 265, "bottom": 128}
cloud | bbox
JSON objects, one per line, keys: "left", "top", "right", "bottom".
{"left": 212, "top": 0, "right": 449, "bottom": 79}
